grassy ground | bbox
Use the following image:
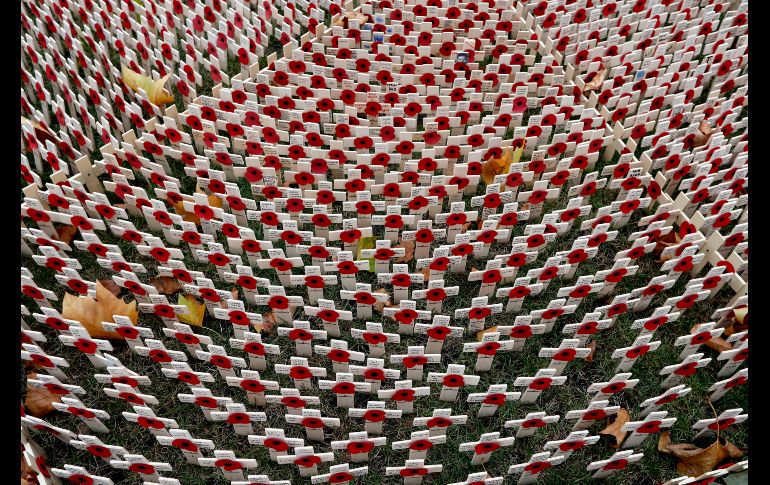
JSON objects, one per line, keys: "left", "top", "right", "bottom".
{"left": 21, "top": 3, "right": 747, "bottom": 485}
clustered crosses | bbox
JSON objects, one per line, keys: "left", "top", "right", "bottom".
{"left": 20, "top": 0, "right": 748, "bottom": 483}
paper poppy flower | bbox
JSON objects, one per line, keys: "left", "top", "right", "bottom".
{"left": 442, "top": 374, "right": 465, "bottom": 388}
{"left": 346, "top": 440, "right": 374, "bottom": 456}
{"left": 425, "top": 287, "right": 447, "bottom": 302}
{"left": 390, "top": 388, "right": 415, "bottom": 402}
{"left": 524, "top": 461, "right": 552, "bottom": 474}
{"left": 362, "top": 332, "right": 387, "bottom": 345}
{"left": 332, "top": 382, "right": 356, "bottom": 395}
{"left": 363, "top": 368, "right": 386, "bottom": 381}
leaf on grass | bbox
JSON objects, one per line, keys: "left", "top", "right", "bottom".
{"left": 149, "top": 276, "right": 183, "bottom": 295}
{"left": 584, "top": 340, "right": 597, "bottom": 362}
{"left": 62, "top": 281, "right": 138, "bottom": 339}
{"left": 25, "top": 373, "right": 61, "bottom": 418}
{"left": 658, "top": 431, "right": 744, "bottom": 477}
{"left": 121, "top": 65, "right": 175, "bottom": 106}
{"left": 393, "top": 240, "right": 415, "bottom": 263}
{"left": 373, "top": 289, "right": 392, "bottom": 314}
{"left": 476, "top": 326, "right": 498, "bottom": 342}
{"left": 230, "top": 288, "right": 239, "bottom": 300}
{"left": 99, "top": 279, "right": 123, "bottom": 297}
{"left": 259, "top": 312, "right": 278, "bottom": 334}
{"left": 178, "top": 294, "right": 206, "bottom": 326}
{"left": 171, "top": 191, "right": 222, "bottom": 226}
{"left": 56, "top": 225, "right": 79, "bottom": 245}
{"left": 21, "top": 454, "right": 39, "bottom": 485}
{"left": 600, "top": 408, "right": 630, "bottom": 448}
{"left": 481, "top": 146, "right": 514, "bottom": 185}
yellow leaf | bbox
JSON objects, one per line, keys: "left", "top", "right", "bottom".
{"left": 481, "top": 146, "right": 514, "bottom": 185}
{"left": 733, "top": 306, "right": 747, "bottom": 325}
{"left": 171, "top": 192, "right": 223, "bottom": 226}
{"left": 178, "top": 294, "right": 206, "bottom": 326}
{"left": 357, "top": 236, "right": 378, "bottom": 272}
{"left": 121, "top": 65, "right": 175, "bottom": 106}
{"left": 62, "top": 281, "right": 138, "bottom": 339}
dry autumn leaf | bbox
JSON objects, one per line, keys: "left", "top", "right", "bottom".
{"left": 25, "top": 373, "right": 61, "bottom": 418}
{"left": 658, "top": 431, "right": 744, "bottom": 477}
{"left": 585, "top": 68, "right": 608, "bottom": 92}
{"left": 694, "top": 323, "right": 732, "bottom": 353}
{"left": 62, "top": 281, "right": 138, "bottom": 339}
{"left": 584, "top": 340, "right": 597, "bottom": 362}
{"left": 171, "top": 192, "right": 223, "bottom": 226}
{"left": 56, "top": 225, "right": 79, "bottom": 245}
{"left": 481, "top": 146, "right": 514, "bottom": 185}
{"left": 476, "top": 326, "right": 498, "bottom": 342}
{"left": 121, "top": 65, "right": 175, "bottom": 106}
{"left": 693, "top": 121, "right": 713, "bottom": 149}
{"left": 393, "top": 240, "right": 416, "bottom": 263}
{"left": 733, "top": 306, "right": 747, "bottom": 325}
{"left": 21, "top": 116, "right": 57, "bottom": 145}
{"left": 99, "top": 279, "right": 122, "bottom": 297}
{"left": 178, "top": 294, "right": 206, "bottom": 326}
{"left": 600, "top": 408, "right": 630, "bottom": 448}
{"left": 373, "top": 289, "right": 392, "bottom": 313}
{"left": 149, "top": 276, "right": 183, "bottom": 295}
{"left": 260, "top": 312, "right": 278, "bottom": 334}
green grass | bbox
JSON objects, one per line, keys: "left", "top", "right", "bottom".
{"left": 20, "top": 3, "right": 747, "bottom": 485}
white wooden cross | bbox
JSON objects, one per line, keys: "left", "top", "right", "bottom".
{"left": 675, "top": 323, "right": 724, "bottom": 360}
{"left": 692, "top": 408, "right": 748, "bottom": 440}
{"left": 21, "top": 343, "right": 70, "bottom": 381}
{"left": 311, "top": 464, "right": 369, "bottom": 485}
{"left": 587, "top": 373, "right": 640, "bottom": 403}
{"left": 331, "top": 431, "right": 387, "bottom": 463}
{"left": 436, "top": 201, "right": 478, "bottom": 243}
{"left": 276, "top": 446, "right": 335, "bottom": 477}
{"left": 71, "top": 434, "right": 128, "bottom": 463}
{"left": 377, "top": 263, "right": 425, "bottom": 303}
{"left": 565, "top": 400, "right": 621, "bottom": 431}
{"left": 323, "top": 253, "right": 370, "bottom": 292}
{"left": 708, "top": 368, "right": 748, "bottom": 402}
{"left": 586, "top": 450, "right": 644, "bottom": 479}
{"left": 215, "top": 300, "right": 264, "bottom": 340}
{"left": 390, "top": 346, "right": 441, "bottom": 382}
{"left": 530, "top": 298, "right": 577, "bottom": 333}
{"left": 449, "top": 472, "right": 504, "bottom": 485}
{"left": 315, "top": 339, "right": 365, "bottom": 374}
{"left": 459, "top": 432, "right": 515, "bottom": 466}
{"left": 385, "top": 459, "right": 443, "bottom": 485}
{"left": 621, "top": 411, "right": 677, "bottom": 448}
{"left": 274, "top": 356, "right": 327, "bottom": 390}
{"left": 402, "top": 220, "right": 446, "bottom": 260}
{"left": 342, "top": 284, "right": 391, "bottom": 320}
{"left": 177, "top": 387, "right": 233, "bottom": 422}
{"left": 468, "top": 260, "right": 515, "bottom": 298}
{"left": 631, "top": 306, "right": 681, "bottom": 338}
{"left": 413, "top": 408, "right": 469, "bottom": 437}
{"left": 253, "top": 286, "right": 304, "bottom": 325}
{"left": 122, "top": 405, "right": 178, "bottom": 437}
{"left": 463, "top": 332, "right": 515, "bottom": 372}
{"left": 248, "top": 428, "right": 305, "bottom": 462}
{"left": 612, "top": 335, "right": 662, "bottom": 373}
{"left": 638, "top": 384, "right": 692, "bottom": 418}
{"left": 350, "top": 358, "right": 401, "bottom": 395}
{"left": 630, "top": 275, "right": 678, "bottom": 312}
{"left": 507, "top": 451, "right": 565, "bottom": 485}
{"left": 543, "top": 430, "right": 600, "bottom": 460}
{"left": 52, "top": 397, "right": 110, "bottom": 434}
{"left": 51, "top": 465, "right": 114, "bottom": 484}
{"left": 110, "top": 454, "right": 172, "bottom": 482}
{"left": 427, "top": 364, "right": 481, "bottom": 402}
{"left": 562, "top": 312, "right": 612, "bottom": 347}
{"left": 384, "top": 300, "right": 433, "bottom": 336}
{"left": 58, "top": 325, "right": 113, "bottom": 369}
{"left": 229, "top": 332, "right": 280, "bottom": 371}
{"left": 378, "top": 380, "right": 431, "bottom": 414}
{"left": 256, "top": 248, "right": 304, "bottom": 287}
{"left": 195, "top": 344, "right": 247, "bottom": 380}
{"left": 514, "top": 369, "right": 568, "bottom": 404}
{"left": 456, "top": 297, "right": 503, "bottom": 333}
{"left": 156, "top": 429, "right": 214, "bottom": 465}
{"left": 285, "top": 408, "right": 341, "bottom": 443}
{"left": 595, "top": 259, "right": 638, "bottom": 296}
{"left": 304, "top": 299, "right": 352, "bottom": 338}
{"left": 505, "top": 411, "right": 561, "bottom": 438}
{"left": 411, "top": 278, "right": 460, "bottom": 315}
{"left": 525, "top": 258, "right": 572, "bottom": 293}
{"left": 414, "top": 316, "right": 464, "bottom": 354}
{"left": 351, "top": 322, "right": 400, "bottom": 358}
{"left": 198, "top": 450, "right": 258, "bottom": 482}
{"left": 137, "top": 294, "right": 187, "bottom": 328}
{"left": 467, "top": 384, "right": 520, "bottom": 418}
{"left": 289, "top": 266, "right": 338, "bottom": 305}
{"left": 659, "top": 353, "right": 712, "bottom": 388}
{"left": 360, "top": 239, "right": 406, "bottom": 274}
{"left": 221, "top": 265, "right": 267, "bottom": 309}
{"left": 210, "top": 403, "right": 267, "bottom": 436}
{"left": 162, "top": 323, "right": 212, "bottom": 360}
{"left": 277, "top": 320, "right": 327, "bottom": 358}
{"left": 319, "top": 372, "right": 372, "bottom": 409}
{"left": 716, "top": 340, "right": 748, "bottom": 378}
{"left": 539, "top": 339, "right": 592, "bottom": 376}
{"left": 392, "top": 430, "right": 448, "bottom": 461}
{"left": 497, "top": 316, "right": 547, "bottom": 351}
{"left": 348, "top": 400, "right": 402, "bottom": 435}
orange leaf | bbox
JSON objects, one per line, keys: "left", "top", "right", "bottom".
{"left": 56, "top": 225, "right": 79, "bottom": 245}
{"left": 62, "top": 281, "right": 138, "bottom": 339}
{"left": 25, "top": 373, "right": 61, "bottom": 417}
{"left": 600, "top": 408, "right": 630, "bottom": 448}
{"left": 658, "top": 431, "right": 744, "bottom": 477}
{"left": 149, "top": 276, "right": 183, "bottom": 295}
{"left": 584, "top": 340, "right": 597, "bottom": 362}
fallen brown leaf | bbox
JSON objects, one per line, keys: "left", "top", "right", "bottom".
{"left": 149, "top": 276, "right": 183, "bottom": 295}
{"left": 420, "top": 267, "right": 431, "bottom": 280}
{"left": 693, "top": 121, "right": 713, "bottom": 149}
{"left": 21, "top": 453, "right": 38, "bottom": 485}
{"left": 25, "top": 373, "right": 61, "bottom": 418}
{"left": 585, "top": 68, "right": 608, "bottom": 92}
{"left": 393, "top": 240, "right": 415, "bottom": 263}
{"left": 481, "top": 146, "right": 514, "bottom": 185}
{"left": 584, "top": 340, "right": 597, "bottom": 362}
{"left": 476, "top": 326, "right": 498, "bottom": 342}
{"left": 230, "top": 288, "right": 239, "bottom": 300}
{"left": 659, "top": 430, "right": 744, "bottom": 477}
{"left": 600, "top": 408, "right": 630, "bottom": 448}
{"left": 653, "top": 230, "right": 681, "bottom": 257}
{"left": 62, "top": 281, "right": 138, "bottom": 339}
{"left": 56, "top": 225, "right": 78, "bottom": 245}
{"left": 260, "top": 312, "right": 278, "bottom": 334}
{"left": 99, "top": 279, "right": 122, "bottom": 297}
{"left": 373, "top": 289, "right": 392, "bottom": 313}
